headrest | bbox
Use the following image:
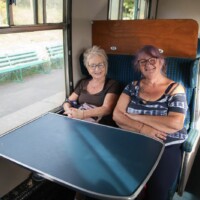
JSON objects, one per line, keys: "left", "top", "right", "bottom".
{"left": 166, "top": 57, "right": 198, "bottom": 88}
{"left": 79, "top": 53, "right": 140, "bottom": 86}
{"left": 196, "top": 38, "right": 200, "bottom": 58}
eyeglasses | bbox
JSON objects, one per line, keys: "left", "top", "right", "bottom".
{"left": 88, "top": 62, "right": 105, "bottom": 70}
{"left": 138, "top": 57, "right": 157, "bottom": 67}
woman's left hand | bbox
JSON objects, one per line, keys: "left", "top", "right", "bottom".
{"left": 65, "top": 108, "right": 84, "bottom": 119}
{"left": 142, "top": 124, "right": 167, "bottom": 141}
{"left": 125, "top": 112, "right": 167, "bottom": 141}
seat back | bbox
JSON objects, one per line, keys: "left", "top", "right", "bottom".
{"left": 80, "top": 53, "right": 139, "bottom": 87}
{"left": 89, "top": 19, "right": 199, "bottom": 200}
{"left": 80, "top": 54, "right": 198, "bottom": 130}
{"left": 166, "top": 57, "right": 199, "bottom": 130}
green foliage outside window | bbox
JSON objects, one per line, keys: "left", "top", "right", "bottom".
{"left": 123, "top": 0, "right": 135, "bottom": 19}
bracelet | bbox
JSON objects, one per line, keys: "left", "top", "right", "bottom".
{"left": 138, "top": 123, "right": 144, "bottom": 133}
{"left": 62, "top": 99, "right": 71, "bottom": 108}
{"left": 65, "top": 98, "right": 73, "bottom": 106}
{"left": 64, "top": 98, "right": 78, "bottom": 107}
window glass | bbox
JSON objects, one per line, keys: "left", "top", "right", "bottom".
{"left": 0, "top": 0, "right": 8, "bottom": 26}
{"left": 109, "top": 0, "right": 120, "bottom": 20}
{"left": 138, "top": 0, "right": 147, "bottom": 19}
{"left": 38, "top": 0, "right": 44, "bottom": 24}
{"left": 46, "top": 0, "right": 63, "bottom": 23}
{"left": 123, "top": 0, "right": 135, "bottom": 19}
{"left": 12, "top": 0, "right": 34, "bottom": 25}
{"left": 0, "top": 30, "right": 65, "bottom": 135}
{"left": 109, "top": 0, "right": 148, "bottom": 20}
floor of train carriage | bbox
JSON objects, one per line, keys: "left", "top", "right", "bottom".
{"left": 173, "top": 146, "right": 200, "bottom": 200}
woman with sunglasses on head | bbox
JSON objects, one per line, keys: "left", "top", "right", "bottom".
{"left": 63, "top": 45, "right": 120, "bottom": 125}
{"left": 113, "top": 45, "right": 188, "bottom": 200}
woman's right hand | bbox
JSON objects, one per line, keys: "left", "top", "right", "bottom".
{"left": 140, "top": 124, "right": 167, "bottom": 141}
{"left": 63, "top": 93, "right": 79, "bottom": 115}
{"left": 63, "top": 102, "right": 72, "bottom": 115}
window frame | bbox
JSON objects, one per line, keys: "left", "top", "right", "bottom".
{"left": 0, "top": 0, "right": 73, "bottom": 135}
{"left": 108, "top": 0, "right": 150, "bottom": 20}
{"left": 0, "top": 0, "right": 73, "bottom": 96}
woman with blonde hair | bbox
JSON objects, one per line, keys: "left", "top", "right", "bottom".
{"left": 63, "top": 45, "right": 120, "bottom": 124}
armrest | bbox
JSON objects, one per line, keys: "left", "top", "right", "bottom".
{"left": 182, "top": 128, "right": 199, "bottom": 152}
{"left": 177, "top": 128, "right": 199, "bottom": 196}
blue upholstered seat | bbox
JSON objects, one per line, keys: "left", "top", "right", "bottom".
{"left": 196, "top": 38, "right": 200, "bottom": 59}
{"left": 80, "top": 51, "right": 199, "bottom": 199}
{"left": 80, "top": 54, "right": 139, "bottom": 86}
{"left": 166, "top": 58, "right": 198, "bottom": 130}
{"left": 80, "top": 54, "right": 197, "bottom": 132}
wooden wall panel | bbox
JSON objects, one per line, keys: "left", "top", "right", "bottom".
{"left": 92, "top": 19, "right": 198, "bottom": 58}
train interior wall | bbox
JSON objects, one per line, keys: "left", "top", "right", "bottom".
{"left": 1, "top": 0, "right": 200, "bottom": 198}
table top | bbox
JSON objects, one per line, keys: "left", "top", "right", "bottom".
{"left": 0, "top": 112, "right": 164, "bottom": 200}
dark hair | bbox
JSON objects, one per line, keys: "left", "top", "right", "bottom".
{"left": 134, "top": 45, "right": 166, "bottom": 75}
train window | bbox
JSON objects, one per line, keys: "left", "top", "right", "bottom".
{"left": 0, "top": 0, "right": 7, "bottom": 26}
{"left": 0, "top": 0, "right": 64, "bottom": 26}
{"left": 37, "top": 0, "right": 43, "bottom": 24}
{"left": 0, "top": 0, "right": 69, "bottom": 135}
{"left": 123, "top": 0, "right": 136, "bottom": 19}
{"left": 46, "top": 0, "right": 63, "bottom": 23}
{"left": 109, "top": 0, "right": 149, "bottom": 20}
{"left": 138, "top": 0, "right": 148, "bottom": 19}
{"left": 0, "top": 30, "right": 65, "bottom": 135}
{"left": 12, "top": 0, "right": 35, "bottom": 25}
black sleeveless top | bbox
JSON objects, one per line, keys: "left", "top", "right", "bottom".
{"left": 123, "top": 81, "right": 188, "bottom": 146}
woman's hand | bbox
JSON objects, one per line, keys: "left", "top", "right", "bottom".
{"left": 125, "top": 112, "right": 167, "bottom": 141}
{"left": 65, "top": 108, "right": 84, "bottom": 119}
{"left": 63, "top": 102, "right": 72, "bottom": 115}
{"left": 140, "top": 124, "right": 167, "bottom": 141}
{"left": 63, "top": 92, "right": 79, "bottom": 116}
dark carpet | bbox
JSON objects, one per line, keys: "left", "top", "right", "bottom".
{"left": 2, "top": 174, "right": 76, "bottom": 200}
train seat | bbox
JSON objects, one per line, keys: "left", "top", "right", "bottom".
{"left": 79, "top": 51, "right": 200, "bottom": 199}
{"left": 196, "top": 38, "right": 200, "bottom": 59}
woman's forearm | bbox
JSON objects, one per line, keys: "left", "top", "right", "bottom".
{"left": 125, "top": 113, "right": 184, "bottom": 133}
{"left": 113, "top": 111, "right": 143, "bottom": 133}
{"left": 82, "top": 93, "right": 119, "bottom": 119}
{"left": 115, "top": 113, "right": 167, "bottom": 141}
{"left": 83, "top": 105, "right": 111, "bottom": 119}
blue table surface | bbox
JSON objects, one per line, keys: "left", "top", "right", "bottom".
{"left": 0, "top": 112, "right": 164, "bottom": 200}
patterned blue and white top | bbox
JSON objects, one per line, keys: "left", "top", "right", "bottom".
{"left": 123, "top": 81, "right": 188, "bottom": 146}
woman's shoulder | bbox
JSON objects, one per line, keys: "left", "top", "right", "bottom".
{"left": 124, "top": 80, "right": 138, "bottom": 88}
{"left": 171, "top": 83, "right": 185, "bottom": 94}
{"left": 104, "top": 78, "right": 121, "bottom": 93}
{"left": 106, "top": 78, "right": 118, "bottom": 84}
{"left": 74, "top": 77, "right": 91, "bottom": 90}
{"left": 123, "top": 81, "right": 138, "bottom": 95}
{"left": 78, "top": 77, "right": 90, "bottom": 85}
{"left": 167, "top": 80, "right": 186, "bottom": 95}
{"left": 105, "top": 78, "right": 120, "bottom": 87}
